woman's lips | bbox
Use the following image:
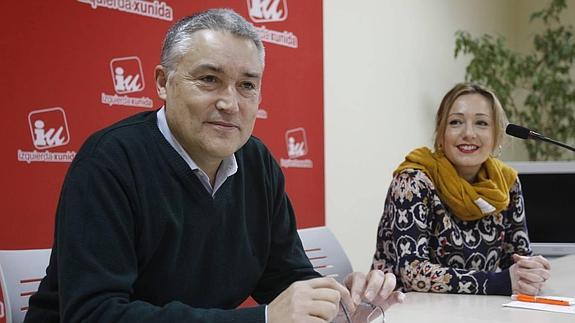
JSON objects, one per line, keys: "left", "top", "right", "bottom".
{"left": 457, "top": 144, "right": 479, "bottom": 153}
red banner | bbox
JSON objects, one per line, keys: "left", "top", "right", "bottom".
{"left": 0, "top": 0, "right": 324, "bottom": 249}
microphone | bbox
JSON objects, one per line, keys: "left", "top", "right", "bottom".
{"left": 505, "top": 124, "right": 575, "bottom": 152}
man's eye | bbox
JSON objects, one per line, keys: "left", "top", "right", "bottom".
{"left": 200, "top": 75, "right": 217, "bottom": 83}
{"left": 240, "top": 81, "right": 256, "bottom": 90}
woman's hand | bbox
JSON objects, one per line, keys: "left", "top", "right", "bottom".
{"left": 509, "top": 254, "right": 551, "bottom": 295}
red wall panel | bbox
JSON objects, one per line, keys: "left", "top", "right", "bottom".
{"left": 0, "top": 0, "right": 324, "bottom": 249}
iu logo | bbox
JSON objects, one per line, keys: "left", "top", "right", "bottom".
{"left": 28, "top": 107, "right": 70, "bottom": 150}
{"left": 110, "top": 56, "right": 145, "bottom": 94}
{"left": 285, "top": 127, "right": 308, "bottom": 159}
{"left": 247, "top": 0, "right": 288, "bottom": 23}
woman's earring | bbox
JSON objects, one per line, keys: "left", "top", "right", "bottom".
{"left": 491, "top": 145, "right": 502, "bottom": 158}
{"left": 436, "top": 144, "right": 444, "bottom": 156}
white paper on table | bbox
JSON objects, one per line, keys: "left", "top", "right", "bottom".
{"left": 502, "top": 296, "right": 575, "bottom": 315}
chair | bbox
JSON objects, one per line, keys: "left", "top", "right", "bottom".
{"left": 297, "top": 226, "right": 353, "bottom": 283}
{"left": 0, "top": 249, "right": 51, "bottom": 323}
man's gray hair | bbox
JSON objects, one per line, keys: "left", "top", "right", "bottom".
{"left": 160, "top": 8, "right": 265, "bottom": 78}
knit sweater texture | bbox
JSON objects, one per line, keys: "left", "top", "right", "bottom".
{"left": 25, "top": 111, "right": 320, "bottom": 322}
{"left": 372, "top": 169, "right": 532, "bottom": 295}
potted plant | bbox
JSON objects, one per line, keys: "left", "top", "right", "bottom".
{"left": 454, "top": 0, "right": 575, "bottom": 161}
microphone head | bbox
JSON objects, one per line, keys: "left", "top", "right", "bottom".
{"left": 506, "top": 124, "right": 531, "bottom": 139}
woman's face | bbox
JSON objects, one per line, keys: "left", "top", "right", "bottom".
{"left": 442, "top": 93, "right": 495, "bottom": 182}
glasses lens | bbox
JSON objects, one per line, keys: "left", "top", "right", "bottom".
{"left": 331, "top": 302, "right": 385, "bottom": 323}
{"left": 366, "top": 304, "right": 384, "bottom": 323}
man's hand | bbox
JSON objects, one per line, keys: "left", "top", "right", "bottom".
{"left": 343, "top": 270, "right": 405, "bottom": 312}
{"left": 268, "top": 277, "right": 352, "bottom": 323}
{"left": 510, "top": 254, "right": 551, "bottom": 295}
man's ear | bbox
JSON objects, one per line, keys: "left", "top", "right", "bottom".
{"left": 154, "top": 65, "right": 168, "bottom": 100}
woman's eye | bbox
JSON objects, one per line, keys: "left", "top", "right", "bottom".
{"left": 476, "top": 120, "right": 489, "bottom": 126}
{"left": 448, "top": 119, "right": 462, "bottom": 125}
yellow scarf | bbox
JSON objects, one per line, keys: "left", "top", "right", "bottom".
{"left": 394, "top": 147, "right": 517, "bottom": 221}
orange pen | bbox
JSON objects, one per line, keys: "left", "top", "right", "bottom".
{"left": 512, "top": 294, "right": 572, "bottom": 306}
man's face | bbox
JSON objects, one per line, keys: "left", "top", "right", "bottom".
{"left": 156, "top": 30, "right": 262, "bottom": 167}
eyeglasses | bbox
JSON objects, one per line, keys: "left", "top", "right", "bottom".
{"left": 331, "top": 300, "right": 385, "bottom": 323}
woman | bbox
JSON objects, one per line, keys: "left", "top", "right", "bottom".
{"left": 372, "top": 83, "right": 550, "bottom": 295}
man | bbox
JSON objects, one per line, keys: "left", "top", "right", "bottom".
{"left": 25, "top": 8, "right": 403, "bottom": 323}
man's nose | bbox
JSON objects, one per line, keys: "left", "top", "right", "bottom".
{"left": 215, "top": 86, "right": 239, "bottom": 112}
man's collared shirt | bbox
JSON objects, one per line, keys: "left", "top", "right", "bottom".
{"left": 156, "top": 107, "right": 238, "bottom": 197}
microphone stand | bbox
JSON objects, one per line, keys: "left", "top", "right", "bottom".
{"left": 529, "top": 131, "right": 575, "bottom": 153}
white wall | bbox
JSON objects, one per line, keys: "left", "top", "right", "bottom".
{"left": 323, "top": 0, "right": 527, "bottom": 271}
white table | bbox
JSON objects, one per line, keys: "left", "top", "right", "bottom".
{"left": 385, "top": 255, "right": 575, "bottom": 323}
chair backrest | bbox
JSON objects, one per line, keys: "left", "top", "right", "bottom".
{"left": 0, "top": 249, "right": 51, "bottom": 323}
{"left": 297, "top": 226, "right": 353, "bottom": 283}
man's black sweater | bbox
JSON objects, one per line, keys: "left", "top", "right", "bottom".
{"left": 24, "top": 111, "right": 320, "bottom": 322}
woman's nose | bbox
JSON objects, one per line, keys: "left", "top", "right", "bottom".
{"left": 462, "top": 123, "right": 476, "bottom": 138}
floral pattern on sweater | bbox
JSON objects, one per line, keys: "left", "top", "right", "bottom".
{"left": 372, "top": 169, "right": 532, "bottom": 295}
